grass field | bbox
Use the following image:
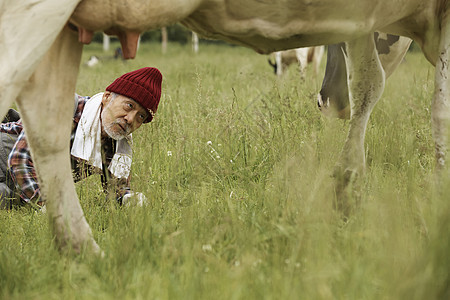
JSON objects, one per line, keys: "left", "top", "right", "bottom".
{"left": 1, "top": 41, "right": 449, "bottom": 299}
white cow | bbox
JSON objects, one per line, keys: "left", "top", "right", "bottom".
{"left": 268, "top": 46, "right": 325, "bottom": 77}
{"left": 1, "top": 0, "right": 448, "bottom": 253}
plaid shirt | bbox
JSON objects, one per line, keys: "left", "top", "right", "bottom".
{"left": 0, "top": 94, "right": 131, "bottom": 205}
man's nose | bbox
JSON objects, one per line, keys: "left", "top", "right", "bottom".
{"left": 124, "top": 111, "right": 138, "bottom": 124}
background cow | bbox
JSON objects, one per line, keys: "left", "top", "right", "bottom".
{"left": 268, "top": 46, "right": 325, "bottom": 77}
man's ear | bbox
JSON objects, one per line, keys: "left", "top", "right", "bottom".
{"left": 102, "top": 91, "right": 112, "bottom": 105}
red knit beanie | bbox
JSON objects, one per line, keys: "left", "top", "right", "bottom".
{"left": 106, "top": 67, "right": 162, "bottom": 123}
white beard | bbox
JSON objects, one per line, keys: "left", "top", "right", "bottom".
{"left": 103, "top": 123, "right": 126, "bottom": 140}
{"left": 101, "top": 110, "right": 128, "bottom": 141}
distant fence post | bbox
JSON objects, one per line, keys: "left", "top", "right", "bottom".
{"left": 103, "top": 34, "right": 110, "bottom": 51}
{"left": 192, "top": 32, "right": 199, "bottom": 53}
{"left": 161, "top": 27, "right": 168, "bottom": 54}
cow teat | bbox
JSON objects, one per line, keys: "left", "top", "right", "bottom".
{"left": 70, "top": 24, "right": 140, "bottom": 59}
{"left": 105, "top": 29, "right": 140, "bottom": 59}
{"left": 78, "top": 27, "right": 94, "bottom": 44}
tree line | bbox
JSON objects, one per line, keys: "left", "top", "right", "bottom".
{"left": 92, "top": 24, "right": 421, "bottom": 52}
{"left": 92, "top": 23, "right": 230, "bottom": 46}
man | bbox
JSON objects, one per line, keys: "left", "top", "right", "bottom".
{"left": 0, "top": 67, "right": 162, "bottom": 209}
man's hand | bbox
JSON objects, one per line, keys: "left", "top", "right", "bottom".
{"left": 122, "top": 192, "right": 147, "bottom": 207}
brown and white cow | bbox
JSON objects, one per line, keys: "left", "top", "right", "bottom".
{"left": 1, "top": 0, "right": 449, "bottom": 253}
{"left": 268, "top": 46, "right": 324, "bottom": 77}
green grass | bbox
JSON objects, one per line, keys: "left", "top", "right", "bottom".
{"left": 0, "top": 42, "right": 448, "bottom": 299}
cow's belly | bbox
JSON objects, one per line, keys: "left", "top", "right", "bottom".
{"left": 181, "top": 0, "right": 425, "bottom": 53}
{"left": 71, "top": 0, "right": 431, "bottom": 54}
{"left": 180, "top": 24, "right": 364, "bottom": 54}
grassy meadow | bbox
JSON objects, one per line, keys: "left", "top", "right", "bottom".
{"left": 1, "top": 41, "right": 449, "bottom": 299}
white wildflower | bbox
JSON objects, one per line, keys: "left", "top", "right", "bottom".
{"left": 253, "top": 259, "right": 262, "bottom": 267}
{"left": 202, "top": 244, "right": 212, "bottom": 252}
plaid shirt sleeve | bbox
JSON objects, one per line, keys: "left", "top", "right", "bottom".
{"left": 0, "top": 120, "right": 23, "bottom": 135}
{"left": 8, "top": 130, "right": 41, "bottom": 204}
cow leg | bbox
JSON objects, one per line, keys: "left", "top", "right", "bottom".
{"left": 333, "top": 34, "right": 385, "bottom": 214}
{"left": 432, "top": 15, "right": 450, "bottom": 171}
{"left": 295, "top": 48, "right": 307, "bottom": 79}
{"left": 275, "top": 52, "right": 283, "bottom": 76}
{"left": 313, "top": 46, "right": 325, "bottom": 77}
{"left": 0, "top": 0, "right": 81, "bottom": 121}
{"left": 16, "top": 26, "right": 100, "bottom": 254}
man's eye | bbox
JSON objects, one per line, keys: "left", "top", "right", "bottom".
{"left": 124, "top": 102, "right": 133, "bottom": 110}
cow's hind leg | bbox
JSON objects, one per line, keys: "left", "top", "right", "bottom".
{"left": 17, "top": 26, "right": 100, "bottom": 254}
{"left": 432, "top": 13, "right": 450, "bottom": 172}
{"left": 333, "top": 34, "right": 385, "bottom": 215}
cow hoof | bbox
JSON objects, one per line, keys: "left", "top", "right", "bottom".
{"left": 332, "top": 166, "right": 362, "bottom": 218}
{"left": 317, "top": 93, "right": 330, "bottom": 108}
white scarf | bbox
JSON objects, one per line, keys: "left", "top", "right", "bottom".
{"left": 70, "top": 92, "right": 132, "bottom": 179}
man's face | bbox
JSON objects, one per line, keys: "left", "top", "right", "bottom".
{"left": 100, "top": 92, "right": 149, "bottom": 140}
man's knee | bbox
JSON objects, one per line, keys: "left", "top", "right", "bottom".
{"left": 0, "top": 182, "right": 13, "bottom": 209}
{"left": 2, "top": 108, "right": 20, "bottom": 123}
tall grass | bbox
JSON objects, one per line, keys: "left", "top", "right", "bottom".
{"left": 0, "top": 42, "right": 448, "bottom": 299}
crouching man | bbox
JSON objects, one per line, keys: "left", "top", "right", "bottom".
{"left": 0, "top": 67, "right": 162, "bottom": 209}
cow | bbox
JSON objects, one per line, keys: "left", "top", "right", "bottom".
{"left": 318, "top": 33, "right": 413, "bottom": 119}
{"left": 268, "top": 46, "right": 325, "bottom": 77}
{"left": 1, "top": 0, "right": 448, "bottom": 253}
